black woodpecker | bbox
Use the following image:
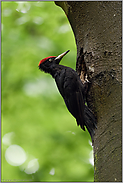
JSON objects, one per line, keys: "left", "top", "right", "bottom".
{"left": 38, "top": 50, "right": 97, "bottom": 145}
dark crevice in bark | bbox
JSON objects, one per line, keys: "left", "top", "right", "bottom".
{"left": 76, "top": 47, "right": 87, "bottom": 83}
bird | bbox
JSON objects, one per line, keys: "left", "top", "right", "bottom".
{"left": 38, "top": 50, "right": 97, "bottom": 145}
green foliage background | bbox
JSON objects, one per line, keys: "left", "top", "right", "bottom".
{"left": 2, "top": 1, "right": 94, "bottom": 182}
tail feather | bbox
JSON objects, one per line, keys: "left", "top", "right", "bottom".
{"left": 84, "top": 105, "right": 97, "bottom": 145}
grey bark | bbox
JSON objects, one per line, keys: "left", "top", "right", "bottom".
{"left": 55, "top": 1, "right": 122, "bottom": 182}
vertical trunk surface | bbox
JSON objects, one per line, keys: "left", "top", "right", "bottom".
{"left": 55, "top": 1, "right": 122, "bottom": 182}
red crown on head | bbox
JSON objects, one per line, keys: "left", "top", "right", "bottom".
{"left": 38, "top": 56, "right": 56, "bottom": 66}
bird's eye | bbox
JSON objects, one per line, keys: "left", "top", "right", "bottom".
{"left": 49, "top": 58, "right": 52, "bottom": 62}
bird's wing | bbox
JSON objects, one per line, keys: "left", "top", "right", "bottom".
{"left": 63, "top": 76, "right": 85, "bottom": 130}
{"left": 64, "top": 91, "right": 85, "bottom": 130}
{"left": 55, "top": 67, "right": 85, "bottom": 130}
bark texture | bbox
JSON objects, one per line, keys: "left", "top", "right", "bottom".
{"left": 55, "top": 1, "right": 122, "bottom": 182}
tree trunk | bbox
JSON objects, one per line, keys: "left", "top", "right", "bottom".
{"left": 55, "top": 1, "right": 122, "bottom": 182}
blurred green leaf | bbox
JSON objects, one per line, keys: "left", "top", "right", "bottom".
{"left": 1, "top": 1, "right": 94, "bottom": 182}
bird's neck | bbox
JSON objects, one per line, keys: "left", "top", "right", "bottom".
{"left": 41, "top": 63, "right": 61, "bottom": 78}
{"left": 49, "top": 64, "right": 61, "bottom": 78}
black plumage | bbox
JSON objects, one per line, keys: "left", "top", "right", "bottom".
{"left": 38, "top": 50, "right": 97, "bottom": 144}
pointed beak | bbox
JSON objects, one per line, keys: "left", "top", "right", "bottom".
{"left": 54, "top": 50, "right": 70, "bottom": 64}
